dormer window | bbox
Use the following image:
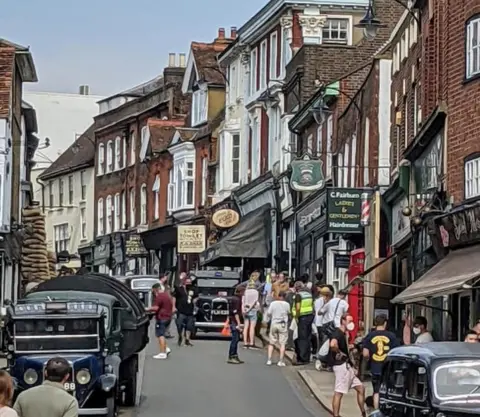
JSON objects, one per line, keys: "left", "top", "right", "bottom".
{"left": 192, "top": 87, "right": 207, "bottom": 126}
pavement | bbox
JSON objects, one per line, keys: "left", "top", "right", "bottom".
{"left": 259, "top": 330, "right": 372, "bottom": 417}
{"left": 122, "top": 326, "right": 329, "bottom": 417}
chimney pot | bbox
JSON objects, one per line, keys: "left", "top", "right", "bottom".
{"left": 179, "top": 53, "right": 186, "bottom": 67}
{"left": 168, "top": 53, "right": 176, "bottom": 67}
{"left": 218, "top": 28, "right": 225, "bottom": 39}
{"left": 230, "top": 27, "right": 237, "bottom": 39}
{"left": 79, "top": 85, "right": 90, "bottom": 95}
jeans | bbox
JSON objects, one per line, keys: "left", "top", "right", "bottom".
{"left": 229, "top": 324, "right": 240, "bottom": 358}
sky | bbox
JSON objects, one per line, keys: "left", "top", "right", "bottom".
{"left": 1, "top": 0, "right": 261, "bottom": 96}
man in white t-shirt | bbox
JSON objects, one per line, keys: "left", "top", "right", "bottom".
{"left": 413, "top": 316, "right": 434, "bottom": 343}
{"left": 319, "top": 290, "right": 349, "bottom": 328}
{"left": 264, "top": 291, "right": 290, "bottom": 366}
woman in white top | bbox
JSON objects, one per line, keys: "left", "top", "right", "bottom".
{"left": 242, "top": 273, "right": 261, "bottom": 348}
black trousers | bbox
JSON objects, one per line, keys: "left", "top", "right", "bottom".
{"left": 295, "top": 314, "right": 314, "bottom": 363}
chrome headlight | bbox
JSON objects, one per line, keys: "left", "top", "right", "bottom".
{"left": 76, "top": 369, "right": 91, "bottom": 385}
{"left": 23, "top": 368, "right": 38, "bottom": 385}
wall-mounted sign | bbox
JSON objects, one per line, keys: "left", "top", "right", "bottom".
{"left": 327, "top": 188, "right": 368, "bottom": 234}
{"left": 296, "top": 190, "right": 327, "bottom": 237}
{"left": 177, "top": 225, "right": 206, "bottom": 253}
{"left": 93, "top": 236, "right": 111, "bottom": 266}
{"left": 437, "top": 205, "right": 480, "bottom": 249}
{"left": 290, "top": 154, "right": 325, "bottom": 192}
{"left": 125, "top": 235, "right": 148, "bottom": 257}
{"left": 392, "top": 196, "right": 410, "bottom": 246}
{"left": 212, "top": 209, "right": 240, "bottom": 229}
{"left": 334, "top": 254, "right": 350, "bottom": 269}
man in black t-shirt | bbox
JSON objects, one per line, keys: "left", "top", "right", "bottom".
{"left": 362, "top": 315, "right": 399, "bottom": 409}
{"left": 172, "top": 274, "right": 198, "bottom": 347}
{"left": 330, "top": 313, "right": 365, "bottom": 417}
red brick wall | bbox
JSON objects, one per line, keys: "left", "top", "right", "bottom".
{"left": 0, "top": 46, "right": 15, "bottom": 119}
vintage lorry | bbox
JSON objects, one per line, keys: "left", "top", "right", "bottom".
{"left": 3, "top": 273, "right": 150, "bottom": 416}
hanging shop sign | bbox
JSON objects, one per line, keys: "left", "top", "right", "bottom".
{"left": 93, "top": 236, "right": 111, "bottom": 266}
{"left": 296, "top": 190, "right": 327, "bottom": 237}
{"left": 326, "top": 188, "right": 369, "bottom": 234}
{"left": 177, "top": 225, "right": 206, "bottom": 253}
{"left": 290, "top": 154, "right": 325, "bottom": 192}
{"left": 392, "top": 196, "right": 410, "bottom": 246}
{"left": 212, "top": 209, "right": 240, "bottom": 229}
{"left": 437, "top": 205, "right": 480, "bottom": 249}
{"left": 125, "top": 234, "right": 148, "bottom": 257}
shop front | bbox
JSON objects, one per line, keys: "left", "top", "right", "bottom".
{"left": 112, "top": 233, "right": 126, "bottom": 275}
{"left": 78, "top": 242, "right": 94, "bottom": 271}
{"left": 124, "top": 233, "right": 149, "bottom": 275}
{"left": 93, "top": 236, "right": 111, "bottom": 274}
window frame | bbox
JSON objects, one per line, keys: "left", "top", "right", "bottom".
{"left": 232, "top": 133, "right": 241, "bottom": 185}
{"left": 466, "top": 16, "right": 480, "bottom": 80}
{"left": 250, "top": 48, "right": 258, "bottom": 96}
{"left": 105, "top": 195, "right": 113, "bottom": 234}
{"left": 153, "top": 175, "right": 160, "bottom": 220}
{"left": 121, "top": 191, "right": 126, "bottom": 229}
{"left": 114, "top": 136, "right": 122, "bottom": 170}
{"left": 259, "top": 40, "right": 267, "bottom": 90}
{"left": 322, "top": 17, "right": 351, "bottom": 45}
{"left": 192, "top": 88, "right": 207, "bottom": 126}
{"left": 129, "top": 188, "right": 135, "bottom": 227}
{"left": 98, "top": 144, "right": 105, "bottom": 175}
{"left": 316, "top": 123, "right": 323, "bottom": 157}
{"left": 68, "top": 175, "right": 74, "bottom": 205}
{"left": 130, "top": 131, "right": 136, "bottom": 166}
{"left": 59, "top": 178, "right": 64, "bottom": 207}
{"left": 201, "top": 158, "right": 208, "bottom": 205}
{"left": 80, "top": 207, "right": 87, "bottom": 240}
{"left": 54, "top": 223, "right": 70, "bottom": 253}
{"left": 49, "top": 180, "right": 54, "bottom": 207}
{"left": 97, "top": 198, "right": 104, "bottom": 236}
{"left": 465, "top": 154, "right": 480, "bottom": 199}
{"left": 106, "top": 140, "right": 114, "bottom": 173}
{"left": 167, "top": 169, "right": 174, "bottom": 213}
{"left": 140, "top": 184, "right": 147, "bottom": 224}
{"left": 270, "top": 31, "right": 278, "bottom": 80}
{"left": 80, "top": 170, "right": 87, "bottom": 200}
{"left": 114, "top": 193, "right": 121, "bottom": 231}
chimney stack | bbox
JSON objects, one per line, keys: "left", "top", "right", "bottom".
{"left": 168, "top": 53, "right": 176, "bottom": 67}
{"left": 79, "top": 85, "right": 90, "bottom": 95}
{"left": 230, "top": 27, "right": 237, "bottom": 39}
{"left": 179, "top": 53, "right": 186, "bottom": 67}
{"left": 218, "top": 28, "right": 225, "bottom": 39}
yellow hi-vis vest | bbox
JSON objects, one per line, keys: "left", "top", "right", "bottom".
{"left": 291, "top": 290, "right": 314, "bottom": 318}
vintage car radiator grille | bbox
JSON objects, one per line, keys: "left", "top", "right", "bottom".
{"left": 210, "top": 299, "right": 229, "bottom": 323}
{"left": 15, "top": 336, "right": 99, "bottom": 353}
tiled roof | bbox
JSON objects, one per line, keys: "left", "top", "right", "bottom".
{"left": 191, "top": 41, "right": 230, "bottom": 86}
{"left": 148, "top": 118, "right": 185, "bottom": 153}
{"left": 174, "top": 127, "right": 198, "bottom": 142}
{"left": 98, "top": 75, "right": 164, "bottom": 103}
{"left": 39, "top": 124, "right": 96, "bottom": 180}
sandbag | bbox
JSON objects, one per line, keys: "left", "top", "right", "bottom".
{"left": 23, "top": 238, "right": 43, "bottom": 246}
{"left": 22, "top": 208, "right": 42, "bottom": 217}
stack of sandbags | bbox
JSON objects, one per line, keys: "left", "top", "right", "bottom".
{"left": 48, "top": 251, "right": 57, "bottom": 278}
{"left": 21, "top": 206, "right": 50, "bottom": 283}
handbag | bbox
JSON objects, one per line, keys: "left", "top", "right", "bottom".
{"left": 321, "top": 299, "right": 341, "bottom": 338}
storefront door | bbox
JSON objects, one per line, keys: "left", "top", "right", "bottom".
{"left": 458, "top": 292, "right": 471, "bottom": 341}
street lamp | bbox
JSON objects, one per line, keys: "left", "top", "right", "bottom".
{"left": 355, "top": 0, "right": 420, "bottom": 40}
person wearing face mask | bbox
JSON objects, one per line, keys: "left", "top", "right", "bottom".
{"left": 412, "top": 316, "right": 434, "bottom": 343}
{"left": 329, "top": 314, "right": 365, "bottom": 417}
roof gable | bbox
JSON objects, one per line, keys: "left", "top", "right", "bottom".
{"left": 140, "top": 119, "right": 186, "bottom": 161}
{"left": 181, "top": 50, "right": 198, "bottom": 95}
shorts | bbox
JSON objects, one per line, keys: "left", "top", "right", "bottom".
{"left": 244, "top": 309, "right": 258, "bottom": 321}
{"left": 155, "top": 319, "right": 171, "bottom": 337}
{"left": 269, "top": 322, "right": 288, "bottom": 346}
{"left": 371, "top": 374, "right": 381, "bottom": 393}
{"left": 333, "top": 363, "right": 363, "bottom": 394}
{"left": 176, "top": 313, "right": 195, "bottom": 333}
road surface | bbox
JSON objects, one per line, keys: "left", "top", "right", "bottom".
{"left": 122, "top": 329, "right": 328, "bottom": 417}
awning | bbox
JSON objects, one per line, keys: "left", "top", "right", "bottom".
{"left": 199, "top": 204, "right": 272, "bottom": 267}
{"left": 391, "top": 245, "right": 480, "bottom": 304}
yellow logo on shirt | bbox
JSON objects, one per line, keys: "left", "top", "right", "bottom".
{"left": 371, "top": 335, "right": 391, "bottom": 361}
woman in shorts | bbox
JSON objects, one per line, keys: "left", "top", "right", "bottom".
{"left": 242, "top": 272, "right": 260, "bottom": 348}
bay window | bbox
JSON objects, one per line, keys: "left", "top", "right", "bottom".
{"left": 169, "top": 142, "right": 195, "bottom": 213}
{"left": 140, "top": 184, "right": 147, "bottom": 224}
{"left": 153, "top": 175, "right": 160, "bottom": 219}
{"left": 192, "top": 88, "right": 207, "bottom": 126}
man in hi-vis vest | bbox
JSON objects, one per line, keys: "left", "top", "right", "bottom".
{"left": 292, "top": 281, "right": 314, "bottom": 365}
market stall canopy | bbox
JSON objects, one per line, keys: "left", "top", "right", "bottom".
{"left": 199, "top": 204, "right": 272, "bottom": 267}
{"left": 391, "top": 245, "right": 480, "bottom": 304}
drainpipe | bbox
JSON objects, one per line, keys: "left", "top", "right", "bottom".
{"left": 36, "top": 176, "right": 46, "bottom": 213}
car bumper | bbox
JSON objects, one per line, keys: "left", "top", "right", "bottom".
{"left": 79, "top": 408, "right": 108, "bottom": 415}
{"left": 195, "top": 322, "right": 225, "bottom": 329}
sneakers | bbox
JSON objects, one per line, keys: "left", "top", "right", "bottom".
{"left": 153, "top": 353, "right": 167, "bottom": 360}
{"left": 277, "top": 361, "right": 286, "bottom": 367}
{"left": 266, "top": 360, "right": 272, "bottom": 366}
{"left": 315, "top": 360, "right": 321, "bottom": 371}
{"left": 166, "top": 347, "right": 172, "bottom": 355}
{"left": 227, "top": 356, "right": 244, "bottom": 364}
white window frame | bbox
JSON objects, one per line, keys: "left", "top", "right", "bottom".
{"left": 114, "top": 193, "right": 121, "bottom": 231}
{"left": 201, "top": 158, "right": 208, "bottom": 205}
{"left": 140, "top": 184, "right": 147, "bottom": 224}
{"left": 129, "top": 188, "right": 135, "bottom": 227}
{"left": 122, "top": 135, "right": 126, "bottom": 168}
{"left": 114, "top": 136, "right": 121, "bottom": 170}
{"left": 364, "top": 117, "right": 370, "bottom": 186}
{"left": 229, "top": 65, "right": 237, "bottom": 103}
{"left": 316, "top": 123, "right": 323, "bottom": 157}
{"left": 121, "top": 191, "right": 126, "bottom": 229}
{"left": 250, "top": 48, "right": 258, "bottom": 96}
{"left": 167, "top": 169, "right": 174, "bottom": 212}
{"left": 105, "top": 195, "right": 113, "bottom": 234}
{"left": 338, "top": 153, "right": 344, "bottom": 186}
{"left": 80, "top": 207, "right": 87, "bottom": 240}
{"left": 130, "top": 132, "right": 136, "bottom": 166}
{"left": 80, "top": 170, "right": 87, "bottom": 200}
{"left": 465, "top": 157, "right": 480, "bottom": 199}
{"left": 250, "top": 116, "right": 261, "bottom": 179}
{"left": 97, "top": 198, "right": 104, "bottom": 236}
{"left": 307, "top": 134, "right": 314, "bottom": 155}
{"left": 98, "top": 144, "right": 105, "bottom": 175}
{"left": 466, "top": 17, "right": 480, "bottom": 79}
{"left": 192, "top": 87, "right": 208, "bottom": 126}
{"left": 344, "top": 143, "right": 350, "bottom": 187}
{"left": 281, "top": 27, "right": 292, "bottom": 76}
{"left": 267, "top": 108, "right": 280, "bottom": 170}
{"left": 106, "top": 140, "right": 114, "bottom": 173}
{"left": 54, "top": 223, "right": 70, "bottom": 253}
{"left": 259, "top": 40, "right": 267, "bottom": 90}
{"left": 153, "top": 175, "right": 160, "bottom": 219}
{"left": 270, "top": 32, "right": 278, "bottom": 80}
{"left": 350, "top": 134, "right": 357, "bottom": 186}
{"left": 322, "top": 17, "right": 352, "bottom": 45}
{"left": 326, "top": 115, "right": 333, "bottom": 178}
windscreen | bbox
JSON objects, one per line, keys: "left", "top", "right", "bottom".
{"left": 434, "top": 360, "right": 480, "bottom": 400}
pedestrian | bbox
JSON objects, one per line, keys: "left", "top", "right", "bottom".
{"left": 264, "top": 291, "right": 290, "bottom": 366}
{"left": 465, "top": 329, "right": 478, "bottom": 343}
{"left": 147, "top": 283, "right": 173, "bottom": 359}
{"left": 329, "top": 314, "right": 365, "bottom": 417}
{"left": 362, "top": 315, "right": 399, "bottom": 409}
{"left": 0, "top": 370, "right": 17, "bottom": 417}
{"left": 172, "top": 273, "right": 198, "bottom": 347}
{"left": 272, "top": 272, "right": 289, "bottom": 299}
{"left": 228, "top": 286, "right": 244, "bottom": 364}
{"left": 242, "top": 272, "right": 260, "bottom": 349}
{"left": 412, "top": 316, "right": 434, "bottom": 343}
{"left": 157, "top": 273, "right": 174, "bottom": 339}
{"left": 314, "top": 285, "right": 329, "bottom": 370}
{"left": 13, "top": 357, "right": 78, "bottom": 417}
{"left": 292, "top": 281, "right": 315, "bottom": 365}
{"left": 318, "top": 287, "right": 349, "bottom": 328}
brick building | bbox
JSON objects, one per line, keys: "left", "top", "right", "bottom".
{"left": 92, "top": 54, "right": 188, "bottom": 275}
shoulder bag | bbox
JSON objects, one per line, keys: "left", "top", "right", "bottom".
{"left": 321, "top": 299, "right": 341, "bottom": 338}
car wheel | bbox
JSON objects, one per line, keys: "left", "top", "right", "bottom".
{"left": 106, "top": 396, "right": 117, "bottom": 417}
{"left": 122, "top": 356, "right": 138, "bottom": 407}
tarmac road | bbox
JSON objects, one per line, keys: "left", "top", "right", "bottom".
{"left": 120, "top": 328, "right": 329, "bottom": 417}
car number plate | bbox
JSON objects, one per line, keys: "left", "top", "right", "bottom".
{"left": 212, "top": 310, "right": 228, "bottom": 315}
{"left": 64, "top": 382, "right": 76, "bottom": 392}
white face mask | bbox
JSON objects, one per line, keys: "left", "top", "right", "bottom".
{"left": 346, "top": 322, "right": 355, "bottom": 331}
{"left": 413, "top": 327, "right": 421, "bottom": 335}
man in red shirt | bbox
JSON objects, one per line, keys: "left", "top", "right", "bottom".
{"left": 147, "top": 283, "right": 173, "bottom": 359}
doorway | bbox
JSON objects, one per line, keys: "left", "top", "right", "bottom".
{"left": 458, "top": 292, "right": 471, "bottom": 341}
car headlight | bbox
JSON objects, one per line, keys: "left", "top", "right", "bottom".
{"left": 76, "top": 369, "right": 91, "bottom": 385}
{"left": 23, "top": 368, "right": 38, "bottom": 385}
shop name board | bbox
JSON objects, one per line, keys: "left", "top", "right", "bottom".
{"left": 125, "top": 235, "right": 148, "bottom": 257}
{"left": 326, "top": 188, "right": 365, "bottom": 234}
{"left": 392, "top": 196, "right": 410, "bottom": 246}
{"left": 178, "top": 225, "right": 206, "bottom": 253}
{"left": 296, "top": 192, "right": 327, "bottom": 234}
{"left": 212, "top": 209, "right": 239, "bottom": 229}
{"left": 437, "top": 205, "right": 480, "bottom": 248}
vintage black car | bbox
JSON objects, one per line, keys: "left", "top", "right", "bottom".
{"left": 380, "top": 342, "right": 480, "bottom": 417}
{"left": 192, "top": 270, "right": 240, "bottom": 336}
{"left": 4, "top": 273, "right": 150, "bottom": 416}
{"left": 116, "top": 275, "right": 161, "bottom": 308}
